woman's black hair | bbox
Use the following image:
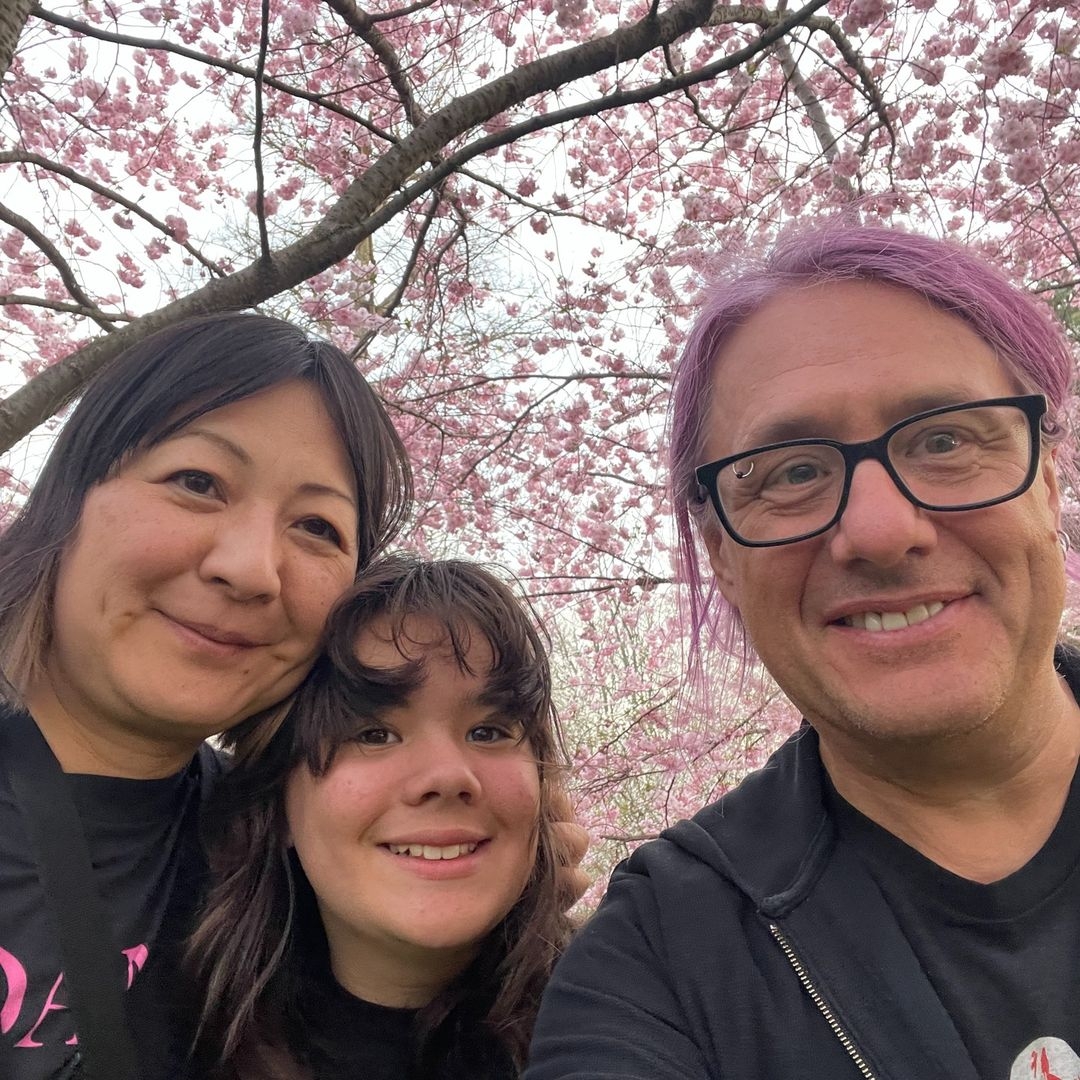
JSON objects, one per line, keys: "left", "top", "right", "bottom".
{"left": 0, "top": 311, "right": 412, "bottom": 697}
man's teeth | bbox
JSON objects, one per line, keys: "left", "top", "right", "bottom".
{"left": 845, "top": 600, "right": 945, "bottom": 632}
{"left": 386, "top": 843, "right": 478, "bottom": 860}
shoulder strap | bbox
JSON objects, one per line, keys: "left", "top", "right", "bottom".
{"left": 0, "top": 711, "right": 140, "bottom": 1080}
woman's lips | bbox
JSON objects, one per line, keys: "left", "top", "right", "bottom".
{"left": 159, "top": 611, "right": 263, "bottom": 651}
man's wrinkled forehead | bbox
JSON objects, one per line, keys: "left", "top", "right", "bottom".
{"left": 732, "top": 385, "right": 1011, "bottom": 450}
{"left": 702, "top": 279, "right": 1019, "bottom": 460}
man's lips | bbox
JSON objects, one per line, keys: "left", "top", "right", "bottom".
{"left": 841, "top": 600, "right": 946, "bottom": 631}
{"left": 824, "top": 592, "right": 969, "bottom": 627}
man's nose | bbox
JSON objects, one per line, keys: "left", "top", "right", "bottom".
{"left": 827, "top": 459, "right": 938, "bottom": 567}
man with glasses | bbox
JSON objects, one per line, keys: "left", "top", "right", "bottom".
{"left": 527, "top": 225, "right": 1080, "bottom": 1080}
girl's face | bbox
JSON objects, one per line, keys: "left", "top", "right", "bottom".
{"left": 284, "top": 617, "right": 542, "bottom": 1007}
{"left": 32, "top": 380, "right": 359, "bottom": 769}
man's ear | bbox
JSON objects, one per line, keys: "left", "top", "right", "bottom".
{"left": 702, "top": 523, "right": 740, "bottom": 609}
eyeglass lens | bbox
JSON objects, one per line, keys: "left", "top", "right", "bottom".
{"left": 716, "top": 403, "right": 1034, "bottom": 545}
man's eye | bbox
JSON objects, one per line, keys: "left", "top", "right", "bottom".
{"left": 761, "top": 459, "right": 827, "bottom": 490}
{"left": 922, "top": 431, "right": 962, "bottom": 454}
{"left": 780, "top": 462, "right": 821, "bottom": 486}
{"left": 171, "top": 470, "right": 217, "bottom": 496}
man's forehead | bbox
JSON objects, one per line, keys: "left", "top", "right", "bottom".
{"left": 702, "top": 279, "right": 1021, "bottom": 457}
{"left": 735, "top": 386, "right": 1008, "bottom": 447}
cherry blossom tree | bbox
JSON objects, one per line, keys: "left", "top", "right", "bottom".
{"left": 2, "top": 0, "right": 1079, "bottom": 870}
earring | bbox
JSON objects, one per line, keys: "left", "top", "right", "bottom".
{"left": 1058, "top": 529, "right": 1071, "bottom": 558}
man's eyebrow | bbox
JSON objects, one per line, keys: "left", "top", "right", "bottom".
{"left": 739, "top": 388, "right": 998, "bottom": 450}
{"left": 174, "top": 428, "right": 358, "bottom": 508}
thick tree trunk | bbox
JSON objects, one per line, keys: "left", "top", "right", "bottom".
{"left": 0, "top": 0, "right": 832, "bottom": 451}
{"left": 0, "top": 0, "right": 34, "bottom": 84}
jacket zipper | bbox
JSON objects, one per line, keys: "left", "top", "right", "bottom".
{"left": 768, "top": 923, "right": 877, "bottom": 1080}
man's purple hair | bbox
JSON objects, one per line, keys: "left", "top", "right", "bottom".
{"left": 669, "top": 222, "right": 1077, "bottom": 676}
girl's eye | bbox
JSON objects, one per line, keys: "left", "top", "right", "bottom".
{"left": 171, "top": 470, "right": 218, "bottom": 497}
{"left": 468, "top": 724, "right": 517, "bottom": 744}
{"left": 353, "top": 726, "right": 398, "bottom": 747}
{"left": 297, "top": 517, "right": 343, "bottom": 546}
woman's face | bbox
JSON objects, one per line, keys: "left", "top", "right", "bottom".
{"left": 34, "top": 380, "right": 359, "bottom": 764}
{"left": 284, "top": 617, "right": 542, "bottom": 1007}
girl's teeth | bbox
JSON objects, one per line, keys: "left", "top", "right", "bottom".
{"left": 846, "top": 600, "right": 945, "bottom": 632}
{"left": 386, "top": 842, "right": 478, "bottom": 860}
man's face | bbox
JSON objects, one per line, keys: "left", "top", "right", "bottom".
{"left": 701, "top": 279, "right": 1063, "bottom": 750}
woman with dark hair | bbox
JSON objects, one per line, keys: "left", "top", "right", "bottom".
{"left": 0, "top": 311, "right": 412, "bottom": 1080}
{"left": 189, "top": 555, "right": 575, "bottom": 1079}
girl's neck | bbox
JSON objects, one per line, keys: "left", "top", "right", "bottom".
{"left": 327, "top": 933, "right": 475, "bottom": 1009}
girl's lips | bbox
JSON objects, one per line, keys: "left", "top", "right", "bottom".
{"left": 385, "top": 841, "right": 480, "bottom": 860}
{"left": 379, "top": 839, "right": 491, "bottom": 879}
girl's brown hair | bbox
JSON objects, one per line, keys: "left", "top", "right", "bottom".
{"left": 189, "top": 554, "right": 572, "bottom": 1077}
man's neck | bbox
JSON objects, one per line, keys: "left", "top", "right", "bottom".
{"left": 818, "top": 667, "right": 1080, "bottom": 883}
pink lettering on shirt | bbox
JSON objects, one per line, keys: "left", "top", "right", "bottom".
{"left": 0, "top": 945, "right": 27, "bottom": 1034}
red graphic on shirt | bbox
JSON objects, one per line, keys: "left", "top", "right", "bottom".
{"left": 1011, "top": 1038, "right": 1080, "bottom": 1080}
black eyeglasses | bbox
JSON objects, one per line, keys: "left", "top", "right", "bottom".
{"left": 695, "top": 395, "right": 1047, "bottom": 548}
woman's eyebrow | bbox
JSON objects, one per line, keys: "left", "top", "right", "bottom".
{"left": 173, "top": 428, "right": 357, "bottom": 508}
{"left": 174, "top": 427, "right": 252, "bottom": 464}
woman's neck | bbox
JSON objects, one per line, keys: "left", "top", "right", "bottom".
{"left": 22, "top": 677, "right": 200, "bottom": 778}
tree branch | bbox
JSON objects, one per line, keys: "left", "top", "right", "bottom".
{"left": 252, "top": 0, "right": 272, "bottom": 261}
{"left": 0, "top": 0, "right": 831, "bottom": 449}
{"left": 31, "top": 3, "right": 397, "bottom": 144}
{"left": 0, "top": 152, "right": 224, "bottom": 274}
{"left": 0, "top": 202, "right": 117, "bottom": 333}
{"left": 323, "top": 0, "right": 426, "bottom": 127}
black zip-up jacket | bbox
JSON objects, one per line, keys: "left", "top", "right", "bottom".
{"left": 525, "top": 725, "right": 985, "bottom": 1080}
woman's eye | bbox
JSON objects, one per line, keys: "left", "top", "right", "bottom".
{"left": 170, "top": 470, "right": 218, "bottom": 496}
{"left": 297, "top": 517, "right": 343, "bottom": 546}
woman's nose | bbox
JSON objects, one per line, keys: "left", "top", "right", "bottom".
{"left": 198, "top": 508, "right": 283, "bottom": 602}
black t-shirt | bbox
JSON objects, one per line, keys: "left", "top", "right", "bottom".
{"left": 0, "top": 709, "right": 217, "bottom": 1080}
{"left": 829, "top": 652, "right": 1080, "bottom": 1079}
{"left": 296, "top": 967, "right": 517, "bottom": 1080}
